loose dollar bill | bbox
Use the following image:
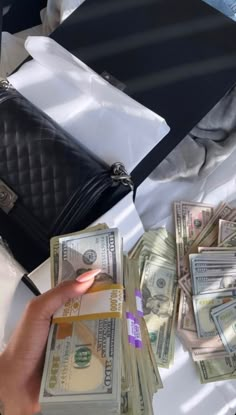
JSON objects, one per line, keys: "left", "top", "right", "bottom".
{"left": 218, "top": 219, "right": 236, "bottom": 245}
{"left": 174, "top": 201, "right": 214, "bottom": 278}
{"left": 219, "top": 230, "right": 236, "bottom": 247}
{"left": 193, "top": 291, "right": 236, "bottom": 338}
{"left": 130, "top": 228, "right": 176, "bottom": 276}
{"left": 181, "top": 201, "right": 214, "bottom": 255}
{"left": 189, "top": 252, "right": 236, "bottom": 295}
{"left": 191, "top": 347, "right": 228, "bottom": 362}
{"left": 211, "top": 298, "right": 236, "bottom": 353}
{"left": 141, "top": 259, "right": 178, "bottom": 368}
{"left": 177, "top": 290, "right": 223, "bottom": 351}
{"left": 197, "top": 355, "right": 236, "bottom": 383}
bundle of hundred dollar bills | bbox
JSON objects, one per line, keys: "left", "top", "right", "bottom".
{"left": 175, "top": 201, "right": 236, "bottom": 383}
{"left": 39, "top": 225, "right": 171, "bottom": 415}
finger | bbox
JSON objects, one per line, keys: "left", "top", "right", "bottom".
{"left": 76, "top": 268, "right": 101, "bottom": 283}
{"left": 30, "top": 277, "right": 95, "bottom": 320}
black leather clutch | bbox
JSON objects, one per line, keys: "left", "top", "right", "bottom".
{"left": 0, "top": 80, "right": 132, "bottom": 270}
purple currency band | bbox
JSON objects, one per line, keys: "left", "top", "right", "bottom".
{"left": 126, "top": 312, "right": 135, "bottom": 346}
{"left": 134, "top": 317, "right": 143, "bottom": 349}
{"left": 135, "top": 289, "right": 144, "bottom": 317}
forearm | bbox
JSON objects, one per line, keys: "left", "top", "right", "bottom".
{"left": 0, "top": 400, "right": 5, "bottom": 415}
{"left": 0, "top": 353, "right": 21, "bottom": 415}
{"left": 0, "top": 353, "right": 9, "bottom": 415}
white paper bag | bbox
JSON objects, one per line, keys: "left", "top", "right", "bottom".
{"left": 9, "top": 36, "right": 170, "bottom": 173}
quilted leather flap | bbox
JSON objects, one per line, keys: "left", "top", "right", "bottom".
{"left": 0, "top": 85, "right": 109, "bottom": 228}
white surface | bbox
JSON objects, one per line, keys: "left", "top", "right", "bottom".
{"left": 8, "top": 36, "right": 170, "bottom": 173}
{"left": 136, "top": 144, "right": 236, "bottom": 233}
{"left": 0, "top": 245, "right": 26, "bottom": 350}
{"left": 156, "top": 337, "right": 236, "bottom": 415}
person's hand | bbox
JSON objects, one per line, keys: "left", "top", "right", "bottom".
{"left": 0, "top": 269, "right": 100, "bottom": 415}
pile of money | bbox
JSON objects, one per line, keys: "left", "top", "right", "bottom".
{"left": 39, "top": 226, "right": 163, "bottom": 415}
{"left": 175, "top": 201, "right": 236, "bottom": 383}
{"left": 129, "top": 229, "right": 178, "bottom": 369}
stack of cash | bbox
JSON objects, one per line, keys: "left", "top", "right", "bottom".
{"left": 175, "top": 201, "right": 236, "bottom": 383}
{"left": 121, "top": 257, "right": 163, "bottom": 414}
{"left": 39, "top": 226, "right": 162, "bottom": 415}
{"left": 129, "top": 229, "right": 178, "bottom": 369}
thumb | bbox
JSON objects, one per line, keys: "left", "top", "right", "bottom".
{"left": 31, "top": 269, "right": 100, "bottom": 320}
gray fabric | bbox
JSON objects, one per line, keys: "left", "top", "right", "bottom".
{"left": 151, "top": 84, "right": 236, "bottom": 181}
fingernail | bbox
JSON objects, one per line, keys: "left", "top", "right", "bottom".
{"left": 76, "top": 269, "right": 101, "bottom": 283}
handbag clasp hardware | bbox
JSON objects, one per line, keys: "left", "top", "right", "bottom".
{"left": 0, "top": 179, "right": 18, "bottom": 214}
{"left": 111, "top": 162, "right": 133, "bottom": 190}
{"left": 0, "top": 79, "right": 10, "bottom": 89}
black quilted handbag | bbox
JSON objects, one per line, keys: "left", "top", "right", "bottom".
{"left": 0, "top": 80, "right": 132, "bottom": 271}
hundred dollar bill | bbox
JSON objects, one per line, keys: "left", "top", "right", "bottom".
{"left": 197, "top": 355, "right": 236, "bottom": 384}
{"left": 190, "top": 253, "right": 236, "bottom": 276}
{"left": 189, "top": 253, "right": 236, "bottom": 294}
{"left": 218, "top": 220, "right": 236, "bottom": 245}
{"left": 198, "top": 247, "right": 236, "bottom": 253}
{"left": 58, "top": 228, "right": 122, "bottom": 284}
{"left": 50, "top": 224, "right": 107, "bottom": 287}
{"left": 211, "top": 298, "right": 236, "bottom": 353}
{"left": 40, "top": 320, "right": 121, "bottom": 408}
{"left": 141, "top": 260, "right": 177, "bottom": 368}
{"left": 56, "top": 228, "right": 123, "bottom": 322}
{"left": 192, "top": 274, "right": 236, "bottom": 295}
{"left": 192, "top": 291, "right": 236, "bottom": 338}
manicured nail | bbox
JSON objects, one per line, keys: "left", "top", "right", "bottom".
{"left": 76, "top": 269, "right": 101, "bottom": 283}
